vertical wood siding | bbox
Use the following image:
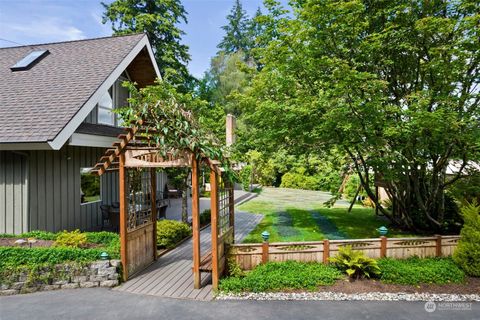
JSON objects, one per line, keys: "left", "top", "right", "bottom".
{"left": 28, "top": 146, "right": 115, "bottom": 232}
{"left": 1, "top": 146, "right": 168, "bottom": 234}
{"left": 0, "top": 151, "right": 28, "bottom": 234}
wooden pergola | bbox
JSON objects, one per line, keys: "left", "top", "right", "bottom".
{"left": 92, "top": 120, "right": 234, "bottom": 290}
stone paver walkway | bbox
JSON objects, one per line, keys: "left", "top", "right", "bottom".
{"left": 114, "top": 211, "right": 262, "bottom": 300}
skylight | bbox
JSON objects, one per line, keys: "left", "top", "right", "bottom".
{"left": 11, "top": 50, "right": 49, "bottom": 71}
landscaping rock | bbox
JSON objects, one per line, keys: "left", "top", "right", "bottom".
{"left": 89, "top": 275, "right": 108, "bottom": 282}
{"left": 100, "top": 280, "right": 119, "bottom": 287}
{"left": 52, "top": 279, "right": 69, "bottom": 285}
{"left": 110, "top": 260, "right": 121, "bottom": 268}
{"left": 10, "top": 282, "right": 25, "bottom": 290}
{"left": 0, "top": 289, "right": 19, "bottom": 296}
{"left": 98, "top": 267, "right": 116, "bottom": 276}
{"left": 61, "top": 283, "right": 79, "bottom": 290}
{"left": 0, "top": 283, "right": 10, "bottom": 290}
{"left": 41, "top": 284, "right": 60, "bottom": 291}
{"left": 90, "top": 261, "right": 109, "bottom": 269}
{"left": 79, "top": 282, "right": 99, "bottom": 288}
{"left": 216, "top": 291, "right": 480, "bottom": 302}
{"left": 72, "top": 276, "right": 88, "bottom": 283}
{"left": 108, "top": 273, "right": 119, "bottom": 280}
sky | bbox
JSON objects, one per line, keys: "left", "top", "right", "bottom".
{"left": 0, "top": 0, "right": 276, "bottom": 78}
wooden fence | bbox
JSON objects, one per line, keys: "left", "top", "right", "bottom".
{"left": 230, "top": 235, "right": 460, "bottom": 271}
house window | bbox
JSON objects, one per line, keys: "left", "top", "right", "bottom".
{"left": 97, "top": 89, "right": 114, "bottom": 125}
{"left": 114, "top": 79, "right": 130, "bottom": 127}
{"left": 81, "top": 168, "right": 101, "bottom": 204}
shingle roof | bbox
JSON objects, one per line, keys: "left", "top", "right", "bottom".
{"left": 75, "top": 122, "right": 124, "bottom": 137}
{"left": 0, "top": 34, "right": 146, "bottom": 144}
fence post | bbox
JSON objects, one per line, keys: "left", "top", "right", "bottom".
{"left": 323, "top": 240, "right": 330, "bottom": 264}
{"left": 436, "top": 235, "right": 442, "bottom": 257}
{"left": 380, "top": 236, "right": 387, "bottom": 258}
{"left": 261, "top": 231, "right": 270, "bottom": 264}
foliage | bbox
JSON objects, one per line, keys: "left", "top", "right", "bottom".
{"left": 200, "top": 209, "right": 211, "bottom": 226}
{"left": 54, "top": 230, "right": 87, "bottom": 248}
{"left": 378, "top": 257, "right": 465, "bottom": 285}
{"left": 81, "top": 173, "right": 100, "bottom": 197}
{"left": 218, "top": 0, "right": 251, "bottom": 55}
{"left": 156, "top": 219, "right": 192, "bottom": 249}
{"left": 280, "top": 168, "right": 322, "bottom": 191}
{"left": 226, "top": 255, "right": 245, "bottom": 278}
{"left": 118, "top": 81, "right": 231, "bottom": 177}
{"left": 102, "top": 0, "right": 191, "bottom": 87}
{"left": 448, "top": 171, "right": 480, "bottom": 204}
{"left": 238, "top": 0, "right": 480, "bottom": 233}
{"left": 239, "top": 165, "right": 252, "bottom": 191}
{"left": 453, "top": 202, "right": 480, "bottom": 277}
{"left": 0, "top": 231, "right": 120, "bottom": 278}
{"left": 219, "top": 260, "right": 341, "bottom": 292}
{"left": 329, "top": 246, "right": 381, "bottom": 279}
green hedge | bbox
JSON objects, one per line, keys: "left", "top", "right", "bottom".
{"left": 156, "top": 220, "right": 192, "bottom": 249}
{"left": 453, "top": 202, "right": 480, "bottom": 276}
{"left": 219, "top": 261, "right": 342, "bottom": 292}
{"left": 378, "top": 257, "right": 465, "bottom": 285}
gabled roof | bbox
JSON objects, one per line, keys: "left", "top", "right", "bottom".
{"left": 0, "top": 33, "right": 160, "bottom": 149}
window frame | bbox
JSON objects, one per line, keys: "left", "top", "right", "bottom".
{"left": 80, "top": 167, "right": 102, "bottom": 205}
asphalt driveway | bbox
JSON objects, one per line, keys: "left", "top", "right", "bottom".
{"left": 0, "top": 288, "right": 478, "bottom": 320}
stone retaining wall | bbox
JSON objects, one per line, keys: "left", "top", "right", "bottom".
{"left": 0, "top": 260, "right": 121, "bottom": 296}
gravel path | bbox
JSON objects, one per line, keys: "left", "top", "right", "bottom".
{"left": 217, "top": 291, "right": 480, "bottom": 302}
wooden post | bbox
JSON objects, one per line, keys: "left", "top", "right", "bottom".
{"left": 119, "top": 153, "right": 128, "bottom": 281}
{"left": 228, "top": 181, "right": 235, "bottom": 242}
{"left": 191, "top": 157, "right": 201, "bottom": 289}
{"left": 436, "top": 235, "right": 442, "bottom": 257}
{"left": 210, "top": 169, "right": 219, "bottom": 290}
{"left": 380, "top": 236, "right": 387, "bottom": 258}
{"left": 262, "top": 241, "right": 269, "bottom": 264}
{"left": 323, "top": 240, "right": 330, "bottom": 264}
{"left": 150, "top": 168, "right": 157, "bottom": 261}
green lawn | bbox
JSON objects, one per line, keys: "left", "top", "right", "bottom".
{"left": 238, "top": 188, "right": 416, "bottom": 243}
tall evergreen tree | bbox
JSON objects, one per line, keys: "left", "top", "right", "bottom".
{"left": 218, "top": 0, "right": 251, "bottom": 54}
{"left": 102, "top": 0, "right": 191, "bottom": 86}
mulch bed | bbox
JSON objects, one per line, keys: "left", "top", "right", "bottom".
{"left": 314, "top": 277, "right": 480, "bottom": 295}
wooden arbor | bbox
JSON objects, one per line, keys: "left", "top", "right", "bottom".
{"left": 92, "top": 120, "right": 234, "bottom": 289}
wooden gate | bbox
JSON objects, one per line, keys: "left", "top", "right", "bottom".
{"left": 210, "top": 171, "right": 234, "bottom": 289}
{"left": 119, "top": 155, "right": 158, "bottom": 280}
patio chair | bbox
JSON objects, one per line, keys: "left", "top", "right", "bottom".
{"left": 100, "top": 205, "right": 114, "bottom": 231}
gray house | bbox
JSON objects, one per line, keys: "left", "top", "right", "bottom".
{"left": 0, "top": 34, "right": 167, "bottom": 234}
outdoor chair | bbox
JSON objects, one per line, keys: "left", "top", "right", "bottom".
{"left": 100, "top": 205, "right": 115, "bottom": 231}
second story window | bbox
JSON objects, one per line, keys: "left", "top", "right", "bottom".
{"left": 97, "top": 89, "right": 115, "bottom": 126}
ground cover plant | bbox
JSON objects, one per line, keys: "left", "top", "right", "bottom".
{"left": 329, "top": 246, "right": 380, "bottom": 279}
{"left": 378, "top": 257, "right": 465, "bottom": 285}
{"left": 219, "top": 260, "right": 342, "bottom": 292}
{"left": 0, "top": 230, "right": 120, "bottom": 285}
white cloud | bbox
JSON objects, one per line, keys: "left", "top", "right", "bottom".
{"left": 1, "top": 17, "right": 86, "bottom": 43}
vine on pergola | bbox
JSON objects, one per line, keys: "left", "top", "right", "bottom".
{"left": 117, "top": 81, "right": 231, "bottom": 176}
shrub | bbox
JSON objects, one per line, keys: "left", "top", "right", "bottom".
{"left": 156, "top": 220, "right": 191, "bottom": 249}
{"left": 280, "top": 167, "right": 322, "bottom": 191}
{"left": 219, "top": 261, "right": 342, "bottom": 292}
{"left": 378, "top": 257, "right": 465, "bottom": 285}
{"left": 54, "top": 230, "right": 87, "bottom": 248}
{"left": 453, "top": 202, "right": 480, "bottom": 276}
{"left": 239, "top": 165, "right": 252, "bottom": 191}
{"left": 226, "top": 256, "right": 244, "bottom": 278}
{"left": 200, "top": 209, "right": 211, "bottom": 226}
{"left": 329, "top": 245, "right": 381, "bottom": 279}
